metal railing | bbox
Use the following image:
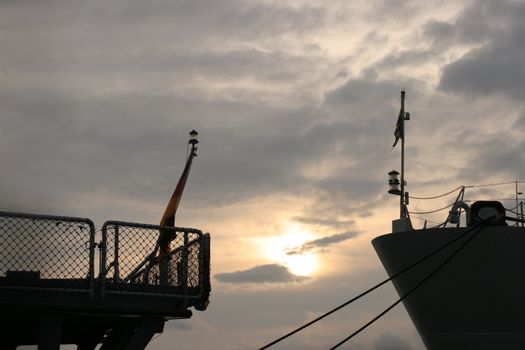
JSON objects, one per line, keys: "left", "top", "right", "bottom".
{"left": 0, "top": 211, "right": 96, "bottom": 296}
{"left": 100, "top": 221, "right": 210, "bottom": 305}
{"left": 0, "top": 211, "right": 211, "bottom": 310}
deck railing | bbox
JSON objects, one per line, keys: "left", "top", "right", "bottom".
{"left": 0, "top": 211, "right": 210, "bottom": 310}
{"left": 0, "top": 211, "right": 96, "bottom": 296}
{"left": 101, "top": 221, "right": 210, "bottom": 309}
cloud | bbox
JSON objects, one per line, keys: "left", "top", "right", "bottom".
{"left": 293, "top": 216, "right": 355, "bottom": 230}
{"left": 214, "top": 264, "right": 308, "bottom": 284}
{"left": 438, "top": 0, "right": 525, "bottom": 100}
{"left": 0, "top": 0, "right": 431, "bottom": 227}
{"left": 286, "top": 231, "right": 358, "bottom": 255}
{"left": 423, "top": 21, "right": 456, "bottom": 45}
{"left": 0, "top": 75, "right": 420, "bottom": 223}
{"left": 423, "top": 0, "right": 515, "bottom": 47}
{"left": 371, "top": 49, "right": 435, "bottom": 71}
{"left": 456, "top": 134, "right": 525, "bottom": 182}
{"left": 166, "top": 314, "right": 216, "bottom": 332}
{"left": 373, "top": 332, "right": 411, "bottom": 350}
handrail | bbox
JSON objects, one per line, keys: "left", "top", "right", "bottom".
{"left": 101, "top": 220, "right": 202, "bottom": 282}
{"left": 100, "top": 220, "right": 208, "bottom": 306}
{"left": 0, "top": 210, "right": 96, "bottom": 298}
{"left": 0, "top": 211, "right": 210, "bottom": 309}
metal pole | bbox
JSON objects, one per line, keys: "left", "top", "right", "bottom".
{"left": 515, "top": 181, "right": 519, "bottom": 226}
{"left": 443, "top": 186, "right": 465, "bottom": 228}
{"left": 182, "top": 231, "right": 189, "bottom": 306}
{"left": 520, "top": 201, "right": 523, "bottom": 227}
{"left": 114, "top": 225, "right": 120, "bottom": 282}
{"left": 100, "top": 224, "right": 108, "bottom": 300}
{"left": 400, "top": 91, "right": 406, "bottom": 218}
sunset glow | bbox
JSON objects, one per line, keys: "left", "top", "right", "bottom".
{"left": 286, "top": 252, "right": 319, "bottom": 276}
{"left": 4, "top": 0, "right": 522, "bottom": 348}
{"left": 263, "top": 224, "right": 320, "bottom": 277}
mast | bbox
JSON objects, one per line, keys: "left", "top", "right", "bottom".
{"left": 400, "top": 91, "right": 406, "bottom": 218}
{"left": 388, "top": 90, "right": 411, "bottom": 230}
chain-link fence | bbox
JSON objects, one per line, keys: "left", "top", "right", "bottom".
{"left": 0, "top": 211, "right": 95, "bottom": 293}
{"left": 101, "top": 221, "right": 210, "bottom": 307}
{"left": 0, "top": 211, "right": 210, "bottom": 309}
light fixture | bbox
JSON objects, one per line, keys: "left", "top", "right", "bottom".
{"left": 189, "top": 130, "right": 199, "bottom": 145}
{"left": 388, "top": 170, "right": 401, "bottom": 195}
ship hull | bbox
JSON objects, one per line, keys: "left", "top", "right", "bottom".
{"left": 372, "top": 226, "right": 525, "bottom": 350}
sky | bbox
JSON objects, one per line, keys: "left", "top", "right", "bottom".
{"left": 2, "top": 0, "right": 525, "bottom": 349}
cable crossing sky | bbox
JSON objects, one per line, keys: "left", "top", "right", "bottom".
{"left": 257, "top": 221, "right": 490, "bottom": 349}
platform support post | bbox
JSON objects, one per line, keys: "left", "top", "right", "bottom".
{"left": 123, "top": 318, "right": 164, "bottom": 350}
{"left": 38, "top": 315, "right": 63, "bottom": 350}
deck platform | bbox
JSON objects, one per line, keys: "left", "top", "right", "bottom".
{"left": 0, "top": 211, "right": 210, "bottom": 350}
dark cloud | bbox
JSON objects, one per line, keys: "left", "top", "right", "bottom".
{"left": 439, "top": 42, "right": 525, "bottom": 100}
{"left": 286, "top": 231, "right": 358, "bottom": 255}
{"left": 99, "top": 0, "right": 328, "bottom": 41}
{"left": 0, "top": 0, "right": 327, "bottom": 54}
{"left": 0, "top": 0, "right": 430, "bottom": 228}
{"left": 0, "top": 75, "right": 418, "bottom": 223}
{"left": 373, "top": 332, "right": 411, "bottom": 350}
{"left": 293, "top": 216, "right": 355, "bottom": 230}
{"left": 457, "top": 135, "right": 525, "bottom": 182}
{"left": 438, "top": 0, "right": 525, "bottom": 100}
{"left": 424, "top": 0, "right": 514, "bottom": 47}
{"left": 365, "top": 0, "right": 418, "bottom": 22}
{"left": 371, "top": 49, "right": 434, "bottom": 71}
{"left": 0, "top": 0, "right": 333, "bottom": 222}
{"left": 423, "top": 21, "right": 456, "bottom": 45}
{"left": 214, "top": 264, "right": 308, "bottom": 284}
{"left": 0, "top": 78, "right": 324, "bottom": 218}
{"left": 324, "top": 78, "right": 411, "bottom": 112}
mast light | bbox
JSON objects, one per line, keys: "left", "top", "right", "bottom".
{"left": 388, "top": 170, "right": 402, "bottom": 195}
{"left": 189, "top": 130, "right": 199, "bottom": 145}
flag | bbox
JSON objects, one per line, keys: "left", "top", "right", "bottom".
{"left": 392, "top": 108, "right": 404, "bottom": 148}
{"left": 158, "top": 151, "right": 195, "bottom": 261}
{"left": 160, "top": 155, "right": 194, "bottom": 227}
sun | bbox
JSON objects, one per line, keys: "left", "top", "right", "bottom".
{"left": 263, "top": 224, "right": 320, "bottom": 277}
{"left": 286, "top": 252, "right": 319, "bottom": 276}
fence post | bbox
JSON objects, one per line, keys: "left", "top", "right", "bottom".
{"left": 87, "top": 220, "right": 96, "bottom": 300}
{"left": 160, "top": 254, "right": 169, "bottom": 287}
{"left": 99, "top": 224, "right": 108, "bottom": 301}
{"left": 114, "top": 225, "right": 120, "bottom": 282}
{"left": 182, "top": 231, "right": 189, "bottom": 305}
{"left": 199, "top": 234, "right": 205, "bottom": 297}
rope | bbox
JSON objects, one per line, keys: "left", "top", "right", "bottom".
{"left": 408, "top": 203, "right": 454, "bottom": 215}
{"left": 409, "top": 186, "right": 463, "bottom": 200}
{"left": 465, "top": 181, "right": 521, "bottom": 188}
{"left": 410, "top": 216, "right": 441, "bottom": 225}
{"left": 465, "top": 198, "right": 520, "bottom": 202}
{"left": 329, "top": 223, "right": 487, "bottom": 349}
{"left": 409, "top": 181, "right": 525, "bottom": 201}
{"left": 431, "top": 222, "right": 447, "bottom": 229}
{"left": 257, "top": 224, "right": 484, "bottom": 350}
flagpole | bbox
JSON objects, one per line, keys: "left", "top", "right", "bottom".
{"left": 158, "top": 130, "right": 199, "bottom": 285}
{"left": 400, "top": 90, "right": 406, "bottom": 219}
